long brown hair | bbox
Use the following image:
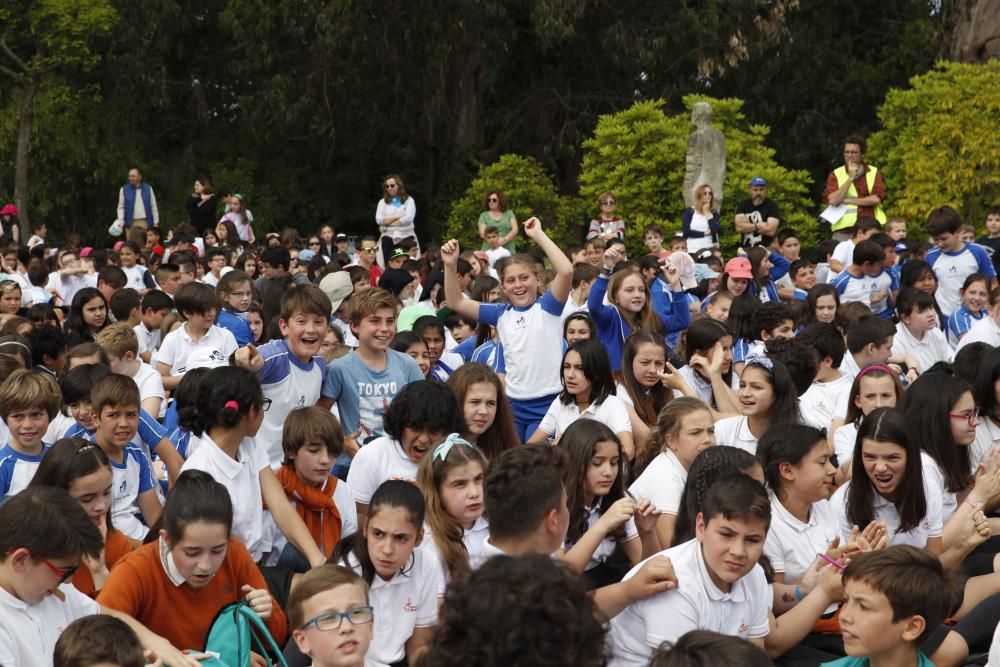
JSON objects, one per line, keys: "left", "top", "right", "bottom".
{"left": 620, "top": 331, "right": 672, "bottom": 424}
{"left": 447, "top": 363, "right": 520, "bottom": 458}
{"left": 382, "top": 174, "right": 410, "bottom": 203}
{"left": 608, "top": 267, "right": 663, "bottom": 335}
{"left": 633, "top": 397, "right": 712, "bottom": 477}
{"left": 417, "top": 442, "right": 488, "bottom": 581}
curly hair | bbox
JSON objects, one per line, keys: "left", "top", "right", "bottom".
{"left": 382, "top": 380, "right": 460, "bottom": 441}
{"left": 417, "top": 554, "right": 607, "bottom": 667}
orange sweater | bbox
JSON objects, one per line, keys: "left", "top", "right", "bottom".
{"left": 73, "top": 529, "right": 139, "bottom": 598}
{"left": 97, "top": 537, "right": 287, "bottom": 649}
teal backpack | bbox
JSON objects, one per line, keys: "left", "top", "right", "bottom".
{"left": 201, "top": 601, "right": 290, "bottom": 667}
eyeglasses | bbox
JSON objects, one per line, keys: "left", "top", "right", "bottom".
{"left": 384, "top": 183, "right": 398, "bottom": 190}
{"left": 487, "top": 197, "right": 498, "bottom": 203}
{"left": 949, "top": 407, "right": 980, "bottom": 426}
{"left": 36, "top": 555, "right": 78, "bottom": 584}
{"left": 301, "top": 606, "right": 374, "bottom": 632}
{"left": 361, "top": 247, "right": 378, "bottom": 254}
{"left": 262, "top": 398, "right": 272, "bottom": 412}
{"left": 601, "top": 199, "right": 616, "bottom": 206}
{"left": 309, "top": 241, "right": 321, "bottom": 246}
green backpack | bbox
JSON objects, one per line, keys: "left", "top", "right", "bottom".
{"left": 201, "top": 601, "right": 290, "bottom": 667}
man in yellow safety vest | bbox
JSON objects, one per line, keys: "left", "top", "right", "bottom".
{"left": 823, "top": 134, "right": 887, "bottom": 240}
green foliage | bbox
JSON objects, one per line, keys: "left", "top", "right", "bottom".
{"left": 0, "top": 0, "right": 118, "bottom": 77}
{"left": 869, "top": 60, "right": 1000, "bottom": 230}
{"left": 578, "top": 97, "right": 816, "bottom": 257}
{"left": 445, "top": 154, "right": 584, "bottom": 253}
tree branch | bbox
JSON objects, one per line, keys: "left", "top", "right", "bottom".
{"left": 0, "top": 34, "right": 31, "bottom": 75}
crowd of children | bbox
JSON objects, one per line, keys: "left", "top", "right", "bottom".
{"left": 1, "top": 198, "right": 1000, "bottom": 667}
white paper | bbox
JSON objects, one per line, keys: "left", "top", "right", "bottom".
{"left": 820, "top": 204, "right": 848, "bottom": 224}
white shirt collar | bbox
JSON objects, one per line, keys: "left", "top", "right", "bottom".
{"left": 693, "top": 539, "right": 749, "bottom": 602}
{"left": 158, "top": 537, "right": 189, "bottom": 587}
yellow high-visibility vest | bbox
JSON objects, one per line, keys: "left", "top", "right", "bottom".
{"left": 831, "top": 165, "right": 887, "bottom": 232}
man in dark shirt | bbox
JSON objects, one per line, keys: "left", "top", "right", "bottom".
{"left": 734, "top": 177, "right": 781, "bottom": 248}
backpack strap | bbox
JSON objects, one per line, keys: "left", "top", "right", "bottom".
{"left": 237, "top": 603, "right": 290, "bottom": 667}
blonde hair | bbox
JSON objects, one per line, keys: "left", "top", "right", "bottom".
{"left": 95, "top": 322, "right": 139, "bottom": 358}
{"left": 0, "top": 369, "right": 61, "bottom": 420}
{"left": 633, "top": 397, "right": 712, "bottom": 477}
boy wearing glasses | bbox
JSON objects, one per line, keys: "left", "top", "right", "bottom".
{"left": 288, "top": 565, "right": 381, "bottom": 667}
{"left": 0, "top": 487, "right": 198, "bottom": 667}
{"left": 355, "top": 236, "right": 383, "bottom": 287}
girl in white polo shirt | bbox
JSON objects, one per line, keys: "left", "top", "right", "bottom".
{"left": 557, "top": 420, "right": 659, "bottom": 587}
{"left": 714, "top": 355, "right": 800, "bottom": 456}
{"left": 178, "top": 366, "right": 325, "bottom": 567}
{"left": 674, "top": 319, "right": 740, "bottom": 414}
{"left": 417, "top": 435, "right": 489, "bottom": 589}
{"left": 347, "top": 380, "right": 460, "bottom": 527}
{"left": 527, "top": 340, "right": 633, "bottom": 457}
{"left": 829, "top": 365, "right": 904, "bottom": 483}
{"left": 333, "top": 480, "right": 440, "bottom": 666}
{"left": 630, "top": 397, "right": 715, "bottom": 548}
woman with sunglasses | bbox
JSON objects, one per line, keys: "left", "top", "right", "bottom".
{"left": 375, "top": 174, "right": 417, "bottom": 268}
{"left": 477, "top": 190, "right": 518, "bottom": 253}
{"left": 586, "top": 191, "right": 625, "bottom": 243}
{"left": 681, "top": 183, "right": 721, "bottom": 254}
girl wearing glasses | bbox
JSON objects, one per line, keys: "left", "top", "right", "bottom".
{"left": 97, "top": 470, "right": 286, "bottom": 653}
{"left": 477, "top": 190, "right": 518, "bottom": 253}
{"left": 586, "top": 191, "right": 624, "bottom": 242}
{"left": 177, "top": 366, "right": 326, "bottom": 569}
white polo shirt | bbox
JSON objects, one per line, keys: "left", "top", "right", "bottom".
{"left": 830, "top": 451, "right": 943, "bottom": 548}
{"left": 181, "top": 433, "right": 270, "bottom": 560}
{"left": 0, "top": 583, "right": 99, "bottom": 667}
{"left": 838, "top": 353, "right": 862, "bottom": 382}
{"left": 764, "top": 494, "right": 840, "bottom": 615}
{"left": 537, "top": 394, "right": 632, "bottom": 442}
{"left": 266, "top": 476, "right": 358, "bottom": 565}
{"left": 607, "top": 538, "right": 770, "bottom": 666}
{"left": 421, "top": 515, "right": 491, "bottom": 592}
{"left": 629, "top": 448, "right": 688, "bottom": 515}
{"left": 972, "top": 418, "right": 1000, "bottom": 474}
{"left": 156, "top": 323, "right": 238, "bottom": 377}
{"left": 346, "top": 436, "right": 419, "bottom": 505}
{"left": 833, "top": 422, "right": 859, "bottom": 467}
{"left": 955, "top": 315, "right": 1000, "bottom": 352}
{"left": 566, "top": 500, "right": 639, "bottom": 572}
{"left": 713, "top": 416, "right": 759, "bottom": 455}
{"left": 674, "top": 365, "right": 740, "bottom": 408}
{"left": 922, "top": 454, "right": 959, "bottom": 523}
{"left": 799, "top": 374, "right": 853, "bottom": 431}
{"left": 131, "top": 360, "right": 166, "bottom": 419}
{"left": 891, "top": 322, "right": 952, "bottom": 373}
{"left": 347, "top": 548, "right": 441, "bottom": 665}
{"left": 109, "top": 444, "right": 158, "bottom": 540}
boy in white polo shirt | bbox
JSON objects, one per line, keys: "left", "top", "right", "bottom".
{"left": 0, "top": 486, "right": 197, "bottom": 667}
{"left": 156, "top": 281, "right": 238, "bottom": 390}
{"left": 797, "top": 323, "right": 854, "bottom": 430}
{"left": 97, "top": 323, "right": 166, "bottom": 419}
{"left": 607, "top": 475, "right": 771, "bottom": 666}
{"left": 830, "top": 240, "right": 898, "bottom": 319}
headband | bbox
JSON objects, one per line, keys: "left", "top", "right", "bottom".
{"left": 0, "top": 341, "right": 29, "bottom": 353}
{"left": 857, "top": 364, "right": 894, "bottom": 380}
{"left": 433, "top": 433, "right": 473, "bottom": 462}
{"left": 744, "top": 353, "right": 774, "bottom": 372}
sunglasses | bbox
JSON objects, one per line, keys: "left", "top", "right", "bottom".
{"left": 601, "top": 199, "right": 616, "bottom": 205}
{"left": 309, "top": 241, "right": 321, "bottom": 246}
{"left": 384, "top": 183, "right": 398, "bottom": 190}
{"left": 361, "top": 247, "right": 378, "bottom": 254}
{"left": 488, "top": 197, "right": 498, "bottom": 203}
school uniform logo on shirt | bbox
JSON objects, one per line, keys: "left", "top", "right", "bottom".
{"left": 403, "top": 598, "right": 418, "bottom": 613}
{"left": 738, "top": 622, "right": 749, "bottom": 635}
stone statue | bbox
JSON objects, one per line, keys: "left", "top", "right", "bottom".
{"left": 683, "top": 102, "right": 726, "bottom": 212}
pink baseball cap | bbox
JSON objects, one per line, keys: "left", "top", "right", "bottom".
{"left": 723, "top": 256, "right": 753, "bottom": 280}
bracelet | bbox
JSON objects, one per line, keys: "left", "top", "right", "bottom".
{"left": 964, "top": 497, "right": 983, "bottom": 510}
{"left": 794, "top": 584, "right": 804, "bottom": 601}
{"left": 600, "top": 267, "right": 612, "bottom": 277}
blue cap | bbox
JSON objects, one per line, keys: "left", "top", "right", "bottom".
{"left": 894, "top": 241, "right": 909, "bottom": 253}
{"left": 749, "top": 177, "right": 767, "bottom": 187}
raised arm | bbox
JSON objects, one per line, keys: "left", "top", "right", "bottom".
{"left": 523, "top": 217, "right": 571, "bottom": 303}
{"left": 441, "top": 239, "right": 482, "bottom": 321}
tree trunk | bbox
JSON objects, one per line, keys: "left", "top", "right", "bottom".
{"left": 14, "top": 78, "right": 37, "bottom": 240}
{"left": 946, "top": 0, "right": 1000, "bottom": 62}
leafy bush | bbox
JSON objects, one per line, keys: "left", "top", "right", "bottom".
{"left": 577, "top": 97, "right": 817, "bottom": 257}
{"left": 869, "top": 60, "right": 1000, "bottom": 232}
{"left": 444, "top": 154, "right": 578, "bottom": 253}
